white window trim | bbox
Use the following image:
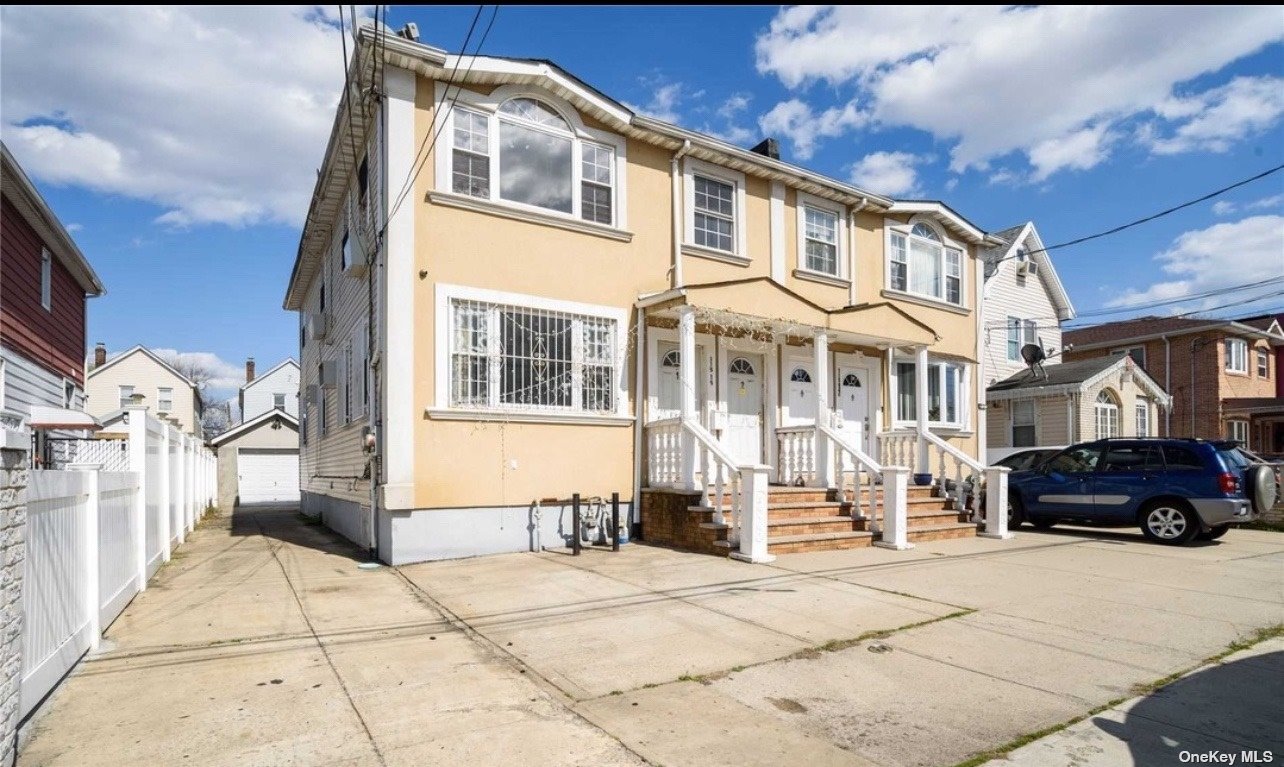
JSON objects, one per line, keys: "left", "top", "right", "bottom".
{"left": 1227, "top": 419, "right": 1248, "bottom": 443}
{"left": 1010, "top": 399, "right": 1038, "bottom": 447}
{"left": 1225, "top": 338, "right": 1248, "bottom": 374}
{"left": 683, "top": 157, "right": 749, "bottom": 262}
{"left": 794, "top": 191, "right": 848, "bottom": 283}
{"left": 1258, "top": 347, "right": 1270, "bottom": 378}
{"left": 1095, "top": 393, "right": 1119, "bottom": 439}
{"left": 431, "top": 83, "right": 629, "bottom": 231}
{"left": 40, "top": 248, "right": 52, "bottom": 311}
{"left": 157, "top": 387, "right": 173, "bottom": 412}
{"left": 892, "top": 356, "right": 972, "bottom": 431}
{"left": 118, "top": 385, "right": 135, "bottom": 409}
{"left": 883, "top": 216, "right": 968, "bottom": 310}
{"left": 273, "top": 393, "right": 287, "bottom": 409}
{"left": 1134, "top": 401, "right": 1149, "bottom": 437}
{"left": 432, "top": 283, "right": 631, "bottom": 423}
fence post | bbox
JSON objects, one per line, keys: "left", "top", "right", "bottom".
{"left": 875, "top": 466, "right": 913, "bottom": 550}
{"left": 730, "top": 465, "right": 774, "bottom": 564}
{"left": 980, "top": 466, "right": 1014, "bottom": 540}
{"left": 173, "top": 430, "right": 186, "bottom": 545}
{"left": 125, "top": 405, "right": 149, "bottom": 590}
{"left": 69, "top": 463, "right": 103, "bottom": 652}
{"left": 159, "top": 425, "right": 172, "bottom": 559}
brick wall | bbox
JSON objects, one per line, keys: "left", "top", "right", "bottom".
{"left": 1065, "top": 330, "right": 1275, "bottom": 440}
{"left": 0, "top": 446, "right": 27, "bottom": 767}
{"left": 640, "top": 489, "right": 727, "bottom": 555}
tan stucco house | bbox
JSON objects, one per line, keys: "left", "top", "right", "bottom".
{"left": 86, "top": 345, "right": 203, "bottom": 437}
{"left": 284, "top": 27, "right": 1019, "bottom": 564}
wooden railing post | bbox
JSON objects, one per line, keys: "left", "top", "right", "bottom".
{"left": 981, "top": 466, "right": 1014, "bottom": 540}
{"left": 874, "top": 466, "right": 912, "bottom": 550}
{"left": 730, "top": 465, "right": 773, "bottom": 564}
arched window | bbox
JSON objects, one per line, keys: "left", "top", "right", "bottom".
{"left": 729, "top": 357, "right": 756, "bottom": 376}
{"left": 661, "top": 350, "right": 680, "bottom": 368}
{"left": 448, "top": 93, "right": 619, "bottom": 226}
{"left": 889, "top": 220, "right": 963, "bottom": 305}
{"left": 1095, "top": 390, "right": 1119, "bottom": 439}
{"left": 842, "top": 373, "right": 861, "bottom": 387}
{"left": 790, "top": 368, "right": 812, "bottom": 383}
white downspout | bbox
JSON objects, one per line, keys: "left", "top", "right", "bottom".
{"left": 1066, "top": 393, "right": 1074, "bottom": 444}
{"left": 847, "top": 198, "right": 867, "bottom": 307}
{"left": 1162, "top": 335, "right": 1171, "bottom": 436}
{"left": 632, "top": 307, "right": 646, "bottom": 530}
{"left": 671, "top": 140, "right": 692, "bottom": 289}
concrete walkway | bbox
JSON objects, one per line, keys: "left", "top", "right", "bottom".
{"left": 18, "top": 509, "right": 1284, "bottom": 766}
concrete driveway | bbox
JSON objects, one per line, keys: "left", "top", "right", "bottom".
{"left": 18, "top": 510, "right": 1284, "bottom": 767}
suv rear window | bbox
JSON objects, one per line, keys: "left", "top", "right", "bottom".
{"left": 1162, "top": 445, "right": 1205, "bottom": 470}
{"left": 1218, "top": 448, "right": 1250, "bottom": 470}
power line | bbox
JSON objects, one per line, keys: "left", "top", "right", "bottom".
{"left": 994, "top": 163, "right": 1284, "bottom": 264}
{"left": 380, "top": 6, "right": 490, "bottom": 237}
{"left": 987, "top": 275, "right": 1284, "bottom": 326}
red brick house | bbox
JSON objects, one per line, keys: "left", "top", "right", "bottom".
{"left": 0, "top": 142, "right": 105, "bottom": 435}
{"left": 1063, "top": 314, "right": 1284, "bottom": 453}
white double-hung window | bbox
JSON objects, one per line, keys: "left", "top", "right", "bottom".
{"left": 443, "top": 89, "right": 624, "bottom": 228}
{"left": 157, "top": 387, "right": 173, "bottom": 412}
{"left": 438, "top": 285, "right": 626, "bottom": 419}
{"left": 894, "top": 359, "right": 967, "bottom": 427}
{"left": 795, "top": 193, "right": 846, "bottom": 279}
{"left": 1007, "top": 317, "right": 1038, "bottom": 360}
{"left": 693, "top": 175, "right": 735, "bottom": 252}
{"left": 1224, "top": 338, "right": 1248, "bottom": 373}
{"left": 888, "top": 222, "right": 964, "bottom": 306}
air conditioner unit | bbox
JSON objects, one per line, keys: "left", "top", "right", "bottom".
{"left": 343, "top": 225, "right": 370, "bottom": 278}
{"left": 319, "top": 361, "right": 340, "bottom": 389}
{"left": 1018, "top": 259, "right": 1039, "bottom": 277}
{"left": 308, "top": 312, "right": 330, "bottom": 342}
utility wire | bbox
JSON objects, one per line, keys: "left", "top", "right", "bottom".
{"left": 994, "top": 163, "right": 1284, "bottom": 263}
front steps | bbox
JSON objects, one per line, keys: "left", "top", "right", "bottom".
{"left": 694, "top": 484, "right": 977, "bottom": 556}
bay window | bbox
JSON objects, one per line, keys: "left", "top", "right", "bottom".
{"left": 895, "top": 360, "right": 966, "bottom": 427}
{"left": 445, "top": 93, "right": 623, "bottom": 227}
{"left": 448, "top": 296, "right": 619, "bottom": 414}
{"left": 1012, "top": 400, "right": 1036, "bottom": 447}
{"left": 888, "top": 222, "right": 964, "bottom": 306}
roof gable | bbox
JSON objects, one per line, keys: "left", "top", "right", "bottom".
{"left": 209, "top": 408, "right": 298, "bottom": 446}
{"left": 981, "top": 222, "right": 1075, "bottom": 320}
{"left": 88, "top": 345, "right": 196, "bottom": 388}
{"left": 988, "top": 354, "right": 1169, "bottom": 404}
{"left": 242, "top": 358, "right": 299, "bottom": 392}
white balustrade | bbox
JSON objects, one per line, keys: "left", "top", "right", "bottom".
{"left": 645, "top": 418, "right": 683, "bottom": 487}
{"left": 776, "top": 426, "right": 815, "bottom": 486}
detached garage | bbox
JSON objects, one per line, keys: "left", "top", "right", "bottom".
{"left": 211, "top": 409, "right": 299, "bottom": 509}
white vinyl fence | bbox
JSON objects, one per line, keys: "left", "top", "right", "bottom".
{"left": 19, "top": 407, "right": 216, "bottom": 719}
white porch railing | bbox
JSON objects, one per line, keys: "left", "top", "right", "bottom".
{"left": 879, "top": 428, "right": 1013, "bottom": 540}
{"left": 776, "top": 426, "right": 815, "bottom": 486}
{"left": 646, "top": 417, "right": 683, "bottom": 487}
{"left": 817, "top": 422, "right": 883, "bottom": 534}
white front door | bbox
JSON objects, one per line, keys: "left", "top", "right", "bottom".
{"left": 655, "top": 341, "right": 706, "bottom": 420}
{"left": 837, "top": 365, "right": 871, "bottom": 464}
{"left": 784, "top": 362, "right": 816, "bottom": 424}
{"left": 724, "top": 354, "right": 764, "bottom": 464}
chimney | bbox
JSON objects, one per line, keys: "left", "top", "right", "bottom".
{"left": 750, "top": 138, "right": 780, "bottom": 160}
{"left": 246, "top": 357, "right": 256, "bottom": 383}
{"left": 93, "top": 342, "right": 106, "bottom": 369}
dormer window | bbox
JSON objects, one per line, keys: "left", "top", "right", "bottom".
{"left": 888, "top": 220, "right": 964, "bottom": 306}
{"left": 446, "top": 93, "right": 621, "bottom": 227}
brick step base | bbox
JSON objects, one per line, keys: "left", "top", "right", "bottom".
{"left": 906, "top": 509, "right": 970, "bottom": 527}
{"left": 767, "top": 530, "right": 874, "bottom": 555}
{"left": 906, "top": 523, "right": 977, "bottom": 543}
{"left": 766, "top": 515, "right": 862, "bottom": 536}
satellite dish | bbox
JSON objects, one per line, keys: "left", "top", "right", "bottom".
{"left": 1021, "top": 343, "right": 1047, "bottom": 379}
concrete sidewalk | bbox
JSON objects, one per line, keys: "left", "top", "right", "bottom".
{"left": 18, "top": 509, "right": 1284, "bottom": 767}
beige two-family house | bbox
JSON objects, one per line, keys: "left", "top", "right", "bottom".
{"left": 284, "top": 27, "right": 1016, "bottom": 565}
{"left": 86, "top": 345, "right": 204, "bottom": 437}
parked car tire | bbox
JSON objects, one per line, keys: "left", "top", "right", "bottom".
{"left": 1028, "top": 516, "right": 1056, "bottom": 530}
{"left": 1196, "top": 525, "right": 1231, "bottom": 541}
{"left": 1139, "top": 500, "right": 1199, "bottom": 545}
{"left": 1007, "top": 495, "right": 1025, "bottom": 529}
{"left": 1244, "top": 464, "right": 1278, "bottom": 514}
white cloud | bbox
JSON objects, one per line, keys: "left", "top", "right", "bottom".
{"left": 1212, "top": 200, "right": 1237, "bottom": 216}
{"left": 65, "top": 222, "right": 83, "bottom": 232}
{"left": 718, "top": 93, "right": 752, "bottom": 120}
{"left": 0, "top": 6, "right": 363, "bottom": 227}
{"left": 1249, "top": 193, "right": 1284, "bottom": 210}
{"left": 1104, "top": 215, "right": 1284, "bottom": 312}
{"left": 757, "top": 98, "right": 864, "bottom": 159}
{"left": 848, "top": 151, "right": 923, "bottom": 196}
{"left": 1210, "top": 194, "right": 1282, "bottom": 217}
{"left": 1147, "top": 76, "right": 1284, "bottom": 155}
{"left": 625, "top": 78, "right": 687, "bottom": 123}
{"left": 150, "top": 348, "right": 247, "bottom": 394}
{"left": 755, "top": 6, "right": 1284, "bottom": 177}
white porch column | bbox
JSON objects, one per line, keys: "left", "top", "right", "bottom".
{"left": 915, "top": 345, "right": 929, "bottom": 477}
{"left": 730, "top": 465, "right": 774, "bottom": 563}
{"left": 813, "top": 330, "right": 833, "bottom": 488}
{"left": 874, "top": 466, "right": 912, "bottom": 550}
{"left": 125, "top": 405, "right": 148, "bottom": 590}
{"left": 981, "top": 466, "right": 1014, "bottom": 539}
{"left": 677, "top": 305, "right": 699, "bottom": 491}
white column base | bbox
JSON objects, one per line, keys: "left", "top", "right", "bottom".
{"left": 873, "top": 540, "right": 915, "bottom": 550}
{"left": 978, "top": 531, "right": 1015, "bottom": 540}
{"left": 730, "top": 551, "right": 777, "bottom": 564}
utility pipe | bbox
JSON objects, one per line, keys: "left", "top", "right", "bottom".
{"left": 670, "top": 140, "right": 693, "bottom": 289}
{"left": 847, "top": 198, "right": 867, "bottom": 307}
{"left": 1162, "top": 335, "right": 1171, "bottom": 436}
{"left": 631, "top": 307, "right": 646, "bottom": 534}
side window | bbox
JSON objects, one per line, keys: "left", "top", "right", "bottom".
{"left": 1163, "top": 445, "right": 1205, "bottom": 471}
{"left": 1045, "top": 444, "right": 1102, "bottom": 474}
{"left": 1101, "top": 444, "right": 1162, "bottom": 472}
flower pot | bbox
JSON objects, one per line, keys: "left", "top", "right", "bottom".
{"left": 913, "top": 473, "right": 933, "bottom": 487}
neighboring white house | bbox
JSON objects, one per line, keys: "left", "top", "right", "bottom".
{"left": 980, "top": 222, "right": 1076, "bottom": 386}
{"left": 239, "top": 358, "right": 299, "bottom": 422}
{"left": 86, "top": 345, "right": 204, "bottom": 437}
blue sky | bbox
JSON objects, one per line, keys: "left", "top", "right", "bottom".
{"left": 2, "top": 6, "right": 1282, "bottom": 401}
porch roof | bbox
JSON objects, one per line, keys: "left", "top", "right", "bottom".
{"left": 637, "top": 278, "right": 940, "bottom": 348}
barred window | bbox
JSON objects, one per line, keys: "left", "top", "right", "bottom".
{"left": 449, "top": 298, "right": 617, "bottom": 414}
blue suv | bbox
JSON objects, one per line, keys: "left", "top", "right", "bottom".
{"left": 1007, "top": 438, "right": 1277, "bottom": 545}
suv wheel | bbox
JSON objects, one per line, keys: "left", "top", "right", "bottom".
{"left": 1140, "top": 502, "right": 1198, "bottom": 545}
{"left": 1007, "top": 495, "right": 1025, "bottom": 529}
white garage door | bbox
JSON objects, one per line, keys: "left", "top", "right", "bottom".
{"left": 238, "top": 448, "right": 299, "bottom": 504}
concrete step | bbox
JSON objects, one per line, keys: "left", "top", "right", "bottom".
{"left": 766, "top": 516, "right": 861, "bottom": 536}
{"left": 767, "top": 530, "right": 875, "bottom": 555}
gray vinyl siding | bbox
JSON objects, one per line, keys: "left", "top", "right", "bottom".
{"left": 1, "top": 344, "right": 81, "bottom": 415}
{"left": 298, "top": 115, "right": 381, "bottom": 509}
